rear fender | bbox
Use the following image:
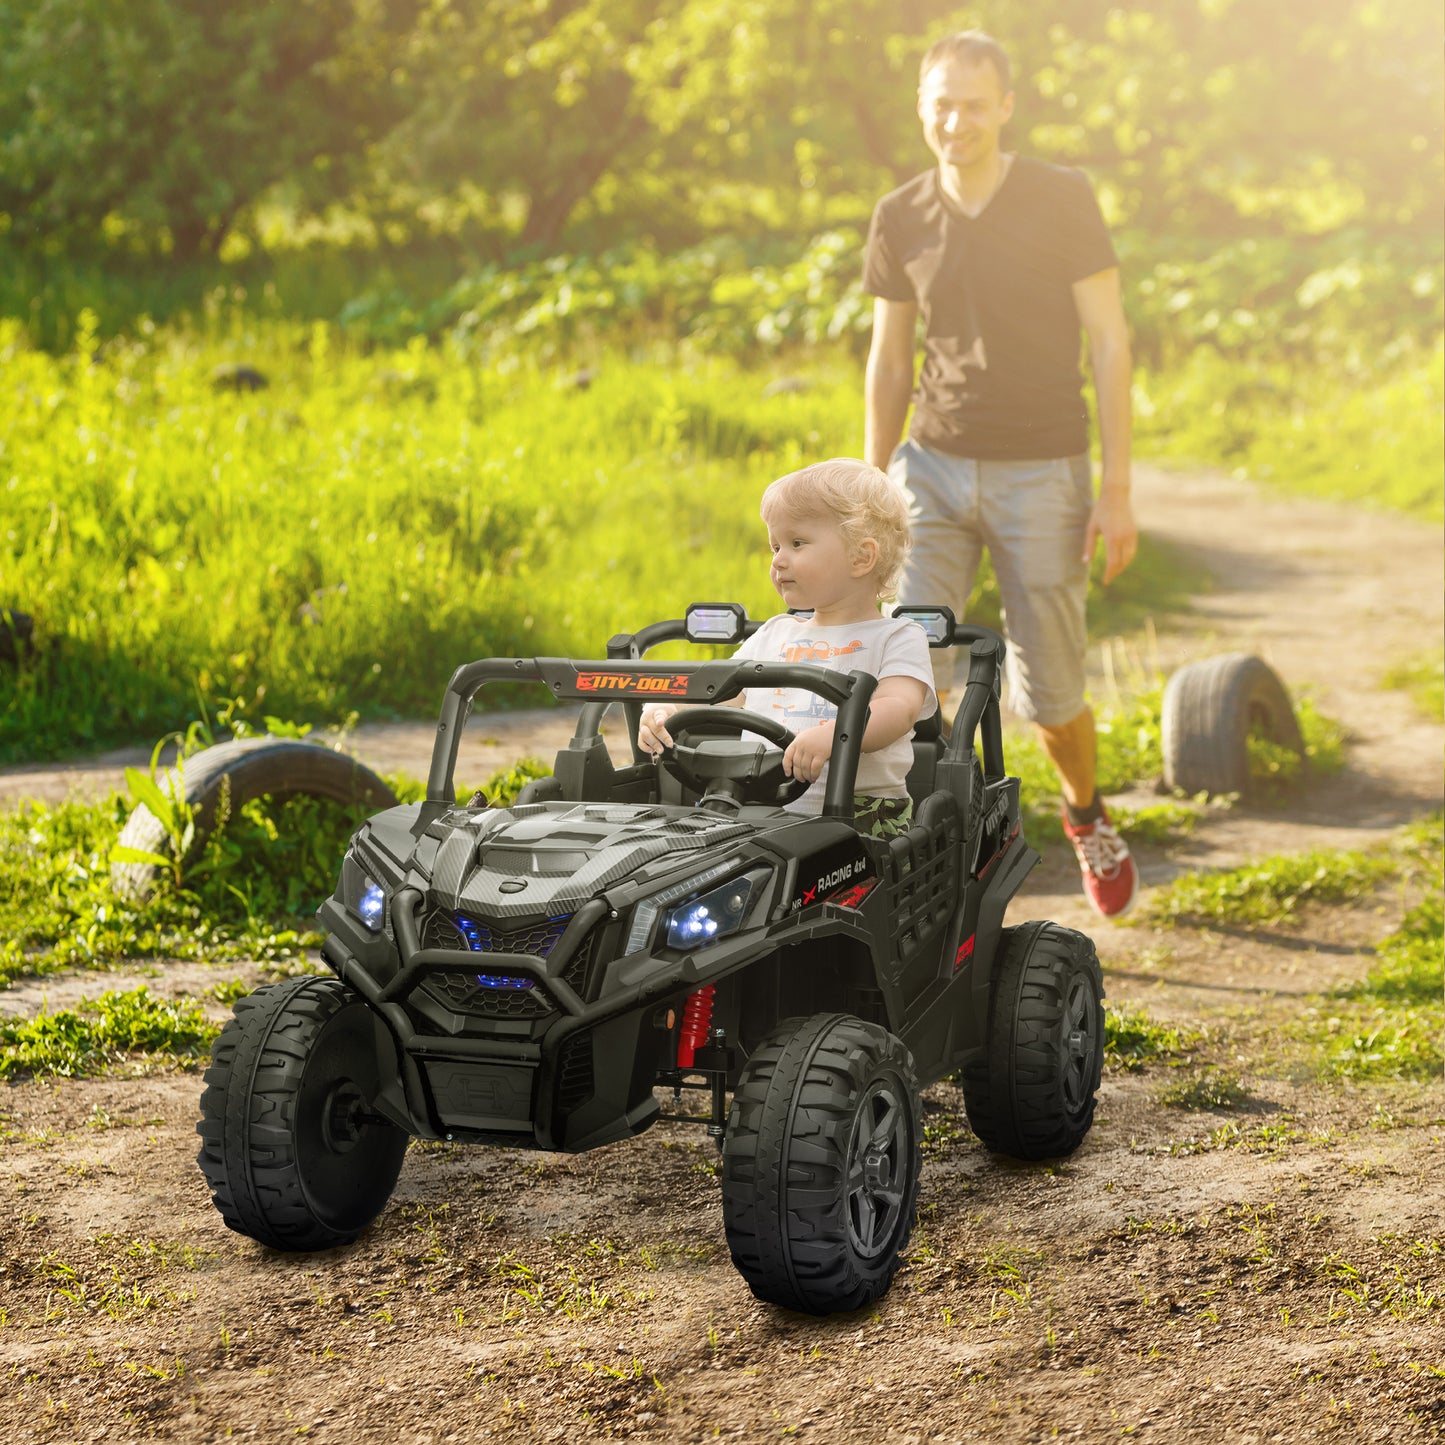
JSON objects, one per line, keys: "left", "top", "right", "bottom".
{"left": 959, "top": 832, "right": 1038, "bottom": 1050}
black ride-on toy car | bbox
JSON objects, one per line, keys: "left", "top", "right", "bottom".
{"left": 197, "top": 604, "right": 1105, "bottom": 1315}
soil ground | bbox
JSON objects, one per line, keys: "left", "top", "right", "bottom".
{"left": 1, "top": 463, "right": 1442, "bottom": 1443}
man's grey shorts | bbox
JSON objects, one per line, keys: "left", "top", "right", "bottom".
{"left": 888, "top": 439, "right": 1092, "bottom": 727}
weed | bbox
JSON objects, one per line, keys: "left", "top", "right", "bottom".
{"left": 1, "top": 987, "right": 217, "bottom": 1080}
{"left": 1147, "top": 844, "right": 1393, "bottom": 926}
{"left": 1383, "top": 650, "right": 1445, "bottom": 723}
{"left": 1157, "top": 1069, "right": 1248, "bottom": 1111}
{"left": 921, "top": 1110, "right": 963, "bottom": 1158}
{"left": 1104, "top": 1003, "right": 1199, "bottom": 1072}
{"left": 0, "top": 752, "right": 547, "bottom": 987}
{"left": 1307, "top": 831, "right": 1443, "bottom": 1081}
{"left": 1161, "top": 1119, "right": 1336, "bottom": 1156}
{"left": 1110, "top": 800, "right": 1200, "bottom": 847}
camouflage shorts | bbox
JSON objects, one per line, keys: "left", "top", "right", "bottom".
{"left": 852, "top": 794, "right": 913, "bottom": 839}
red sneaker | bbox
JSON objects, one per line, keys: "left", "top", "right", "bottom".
{"left": 1061, "top": 802, "right": 1139, "bottom": 919}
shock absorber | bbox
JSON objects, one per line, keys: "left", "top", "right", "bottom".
{"left": 676, "top": 985, "right": 715, "bottom": 1070}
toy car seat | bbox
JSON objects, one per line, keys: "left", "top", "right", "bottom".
{"left": 905, "top": 709, "right": 946, "bottom": 805}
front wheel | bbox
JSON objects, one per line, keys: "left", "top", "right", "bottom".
{"left": 721, "top": 1013, "right": 922, "bottom": 1315}
{"left": 961, "top": 922, "right": 1104, "bottom": 1160}
{"left": 196, "top": 976, "right": 409, "bottom": 1250}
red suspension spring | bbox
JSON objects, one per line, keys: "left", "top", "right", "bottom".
{"left": 676, "top": 985, "right": 716, "bottom": 1069}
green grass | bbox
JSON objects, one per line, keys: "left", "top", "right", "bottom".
{"left": 1383, "top": 650, "right": 1445, "bottom": 723}
{"left": 1157, "top": 1069, "right": 1248, "bottom": 1110}
{"left": 1311, "top": 820, "right": 1443, "bottom": 1082}
{"left": 0, "top": 792, "right": 308, "bottom": 986}
{"left": 1245, "top": 696, "right": 1348, "bottom": 799}
{"left": 0, "top": 746, "right": 547, "bottom": 987}
{"left": 0, "top": 311, "right": 1261, "bottom": 768}
{"left": 1134, "top": 341, "right": 1445, "bottom": 523}
{"left": 0, "top": 987, "right": 218, "bottom": 1080}
{"left": 1146, "top": 846, "right": 1394, "bottom": 927}
{"left": 1104, "top": 1002, "right": 1199, "bottom": 1073}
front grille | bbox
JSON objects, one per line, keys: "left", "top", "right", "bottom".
{"left": 421, "top": 909, "right": 570, "bottom": 959}
{"left": 423, "top": 970, "right": 555, "bottom": 1019}
{"left": 418, "top": 907, "right": 571, "bottom": 1020}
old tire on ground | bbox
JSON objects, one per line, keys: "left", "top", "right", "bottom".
{"left": 111, "top": 737, "right": 397, "bottom": 899}
{"left": 961, "top": 922, "right": 1104, "bottom": 1161}
{"left": 721, "top": 1013, "right": 922, "bottom": 1315}
{"left": 196, "top": 976, "right": 408, "bottom": 1251}
{"left": 1160, "top": 653, "right": 1303, "bottom": 798}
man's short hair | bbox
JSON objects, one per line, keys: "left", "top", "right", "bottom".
{"left": 918, "top": 30, "right": 1012, "bottom": 94}
{"left": 760, "top": 459, "right": 911, "bottom": 602}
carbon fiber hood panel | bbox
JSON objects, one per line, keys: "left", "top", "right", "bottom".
{"left": 410, "top": 802, "right": 754, "bottom": 920}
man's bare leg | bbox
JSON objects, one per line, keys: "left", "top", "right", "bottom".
{"left": 1035, "top": 705, "right": 1096, "bottom": 812}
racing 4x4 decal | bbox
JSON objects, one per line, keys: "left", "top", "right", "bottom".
{"left": 791, "top": 839, "right": 872, "bottom": 911}
{"left": 575, "top": 670, "right": 691, "bottom": 696}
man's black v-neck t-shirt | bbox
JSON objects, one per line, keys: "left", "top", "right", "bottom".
{"left": 863, "top": 158, "right": 1116, "bottom": 461}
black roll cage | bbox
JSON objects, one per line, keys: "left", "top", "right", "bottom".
{"left": 426, "top": 606, "right": 1008, "bottom": 819}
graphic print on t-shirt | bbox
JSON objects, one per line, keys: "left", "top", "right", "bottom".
{"left": 780, "top": 639, "right": 864, "bottom": 664}
{"left": 772, "top": 637, "right": 862, "bottom": 723}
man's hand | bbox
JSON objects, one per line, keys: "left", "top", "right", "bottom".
{"left": 1083, "top": 488, "right": 1138, "bottom": 585}
{"left": 782, "top": 721, "right": 836, "bottom": 784}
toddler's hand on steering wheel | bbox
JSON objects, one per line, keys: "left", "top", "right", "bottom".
{"left": 638, "top": 704, "right": 677, "bottom": 759}
{"left": 782, "top": 721, "right": 835, "bottom": 784}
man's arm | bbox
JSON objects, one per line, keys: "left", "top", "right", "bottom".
{"left": 864, "top": 297, "right": 918, "bottom": 471}
{"left": 1073, "top": 267, "right": 1137, "bottom": 584}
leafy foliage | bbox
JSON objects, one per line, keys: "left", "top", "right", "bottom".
{"left": 1, "top": 323, "right": 1214, "bottom": 763}
{"left": 0, "top": 986, "right": 217, "bottom": 1080}
{"left": 1104, "top": 1002, "right": 1199, "bottom": 1073}
{"left": 4, "top": 1, "right": 1438, "bottom": 268}
{"left": 1157, "top": 1069, "right": 1248, "bottom": 1111}
{"left": 0, "top": 0, "right": 414, "bottom": 258}
{"left": 1383, "top": 651, "right": 1445, "bottom": 723}
{"left": 0, "top": 743, "right": 549, "bottom": 986}
{"left": 1313, "top": 888, "right": 1444, "bottom": 1083}
{"left": 1147, "top": 847, "right": 1395, "bottom": 928}
{"left": 0, "top": 792, "right": 310, "bottom": 985}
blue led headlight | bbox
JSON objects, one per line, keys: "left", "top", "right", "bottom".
{"left": 341, "top": 849, "right": 390, "bottom": 933}
{"left": 662, "top": 873, "right": 761, "bottom": 951}
{"left": 356, "top": 879, "right": 385, "bottom": 932}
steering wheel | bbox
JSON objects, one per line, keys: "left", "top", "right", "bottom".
{"left": 656, "top": 706, "right": 811, "bottom": 807}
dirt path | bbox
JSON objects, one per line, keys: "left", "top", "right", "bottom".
{"left": 1, "top": 464, "right": 1442, "bottom": 1443}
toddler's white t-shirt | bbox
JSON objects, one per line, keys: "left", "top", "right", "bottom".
{"left": 731, "top": 613, "right": 938, "bottom": 814}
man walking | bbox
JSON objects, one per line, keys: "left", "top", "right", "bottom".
{"left": 863, "top": 29, "right": 1140, "bottom": 918}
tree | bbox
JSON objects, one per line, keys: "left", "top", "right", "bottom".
{"left": 0, "top": 0, "right": 416, "bottom": 258}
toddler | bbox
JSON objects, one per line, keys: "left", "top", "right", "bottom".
{"left": 638, "top": 458, "right": 937, "bottom": 837}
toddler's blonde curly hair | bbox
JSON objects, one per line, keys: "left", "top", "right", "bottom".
{"left": 759, "top": 458, "right": 911, "bottom": 602}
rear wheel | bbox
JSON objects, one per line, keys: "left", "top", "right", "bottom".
{"left": 961, "top": 923, "right": 1104, "bottom": 1160}
{"left": 196, "top": 976, "right": 408, "bottom": 1250}
{"left": 721, "top": 1013, "right": 921, "bottom": 1315}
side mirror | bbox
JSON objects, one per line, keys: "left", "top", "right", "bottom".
{"left": 893, "top": 605, "right": 957, "bottom": 647}
{"left": 685, "top": 602, "right": 748, "bottom": 645}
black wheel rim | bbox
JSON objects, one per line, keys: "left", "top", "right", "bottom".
{"left": 294, "top": 1006, "right": 406, "bottom": 1234}
{"left": 1061, "top": 972, "right": 1098, "bottom": 1116}
{"left": 844, "top": 1078, "right": 911, "bottom": 1260}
